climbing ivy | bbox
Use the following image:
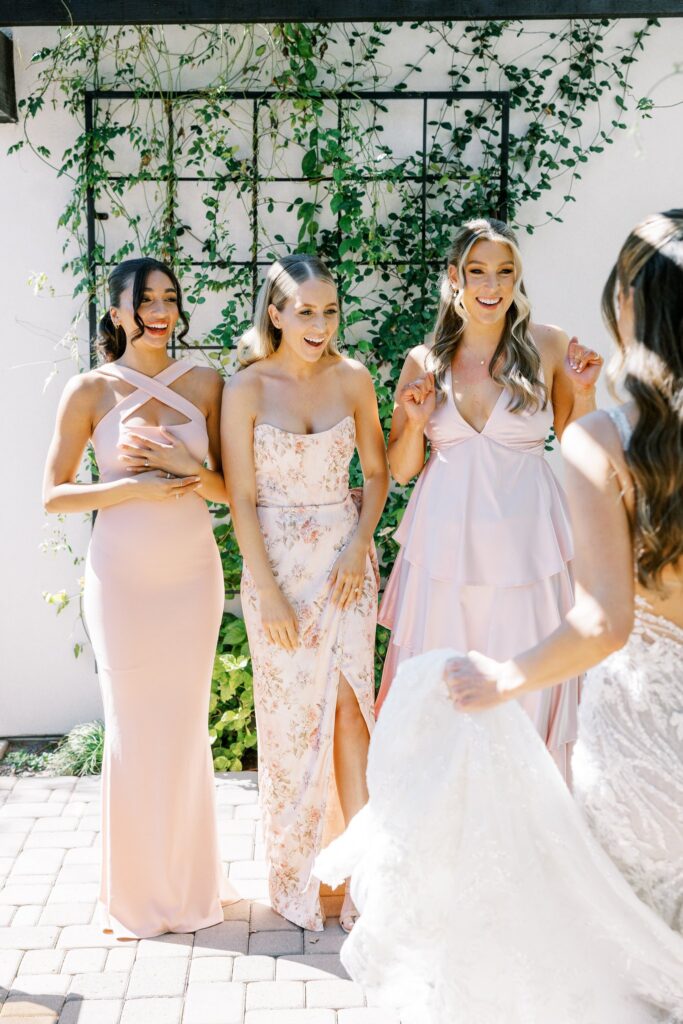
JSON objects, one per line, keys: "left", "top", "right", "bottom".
{"left": 12, "top": 18, "right": 658, "bottom": 763}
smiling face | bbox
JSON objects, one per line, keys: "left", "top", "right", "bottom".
{"left": 268, "top": 276, "right": 340, "bottom": 363}
{"left": 111, "top": 268, "right": 180, "bottom": 350}
{"left": 448, "top": 237, "right": 516, "bottom": 327}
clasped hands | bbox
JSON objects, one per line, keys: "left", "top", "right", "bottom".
{"left": 118, "top": 429, "right": 202, "bottom": 501}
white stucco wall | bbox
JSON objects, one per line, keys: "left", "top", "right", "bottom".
{"left": 1, "top": 21, "right": 681, "bottom": 735}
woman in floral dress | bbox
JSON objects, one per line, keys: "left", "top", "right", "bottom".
{"left": 221, "top": 254, "right": 389, "bottom": 931}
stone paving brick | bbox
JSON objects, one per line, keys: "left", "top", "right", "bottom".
{"left": 0, "top": 929, "right": 59, "bottom": 951}
{"left": 303, "top": 924, "right": 345, "bottom": 955}
{"left": 0, "top": 838, "right": 24, "bottom": 857}
{"left": 46, "top": 792, "right": 71, "bottom": 805}
{"left": 232, "top": 955, "right": 275, "bottom": 982}
{"left": 78, "top": 818, "right": 100, "bottom": 833}
{"left": 218, "top": 819, "right": 255, "bottom": 836}
{"left": 2, "top": 994, "right": 64, "bottom": 1014}
{"left": 188, "top": 956, "right": 234, "bottom": 982}
{"left": 0, "top": 821, "right": 35, "bottom": 836}
{"left": 9, "top": 910, "right": 42, "bottom": 929}
{"left": 12, "top": 854, "right": 63, "bottom": 877}
{"left": 0, "top": 887, "right": 50, "bottom": 908}
{"left": 276, "top": 956, "right": 348, "bottom": 982}
{"left": 6, "top": 791, "right": 53, "bottom": 804}
{"left": 24, "top": 834, "right": 95, "bottom": 852}
{"left": 60, "top": 950, "right": 105, "bottom": 976}
{"left": 222, "top": 899, "right": 251, "bottom": 923}
{"left": 127, "top": 957, "right": 188, "bottom": 998}
{"left": 58, "top": 997, "right": 122, "bottom": 1023}
{"left": 0, "top": 912, "right": 13, "bottom": 929}
{"left": 54, "top": 866, "right": 98, "bottom": 885}
{"left": 136, "top": 933, "right": 192, "bottom": 958}
{"left": 248, "top": 931, "right": 303, "bottom": 957}
{"left": 219, "top": 836, "right": 254, "bottom": 860}
{"left": 30, "top": 821, "right": 78, "bottom": 835}
{"left": 338, "top": 1010, "right": 402, "bottom": 1023}
{"left": 216, "top": 787, "right": 258, "bottom": 807}
{"left": 2, "top": 807, "right": 63, "bottom": 821}
{"left": 69, "top": 971, "right": 128, "bottom": 999}
{"left": 39, "top": 906, "right": 94, "bottom": 928}
{"left": 6, "top": 878, "right": 56, "bottom": 889}
{"left": 0, "top": 952, "right": 22, "bottom": 989}
{"left": 16, "top": 953, "right": 63, "bottom": 977}
{"left": 120, "top": 996, "right": 183, "bottom": 1024}
{"left": 229, "top": 860, "right": 268, "bottom": 879}
{"left": 60, "top": 850, "right": 98, "bottom": 867}
{"left": 56, "top": 927, "right": 125, "bottom": 950}
{"left": 11, "top": 975, "right": 70, "bottom": 996}
{"left": 193, "top": 921, "right": 249, "bottom": 957}
{"left": 235, "top": 805, "right": 261, "bottom": 820}
{"left": 248, "top": 905, "right": 296, "bottom": 937}
{"left": 306, "top": 980, "right": 365, "bottom": 1009}
{"left": 183, "top": 981, "right": 245, "bottom": 1024}
{"left": 46, "top": 885, "right": 99, "bottom": 906}
{"left": 246, "top": 981, "right": 305, "bottom": 1010}
{"left": 236, "top": 880, "right": 269, "bottom": 901}
{"left": 244, "top": 1012, "right": 336, "bottom": 1024}
{"left": 104, "top": 948, "right": 135, "bottom": 974}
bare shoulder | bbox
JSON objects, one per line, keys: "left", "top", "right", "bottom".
{"left": 561, "top": 408, "right": 625, "bottom": 475}
{"left": 403, "top": 343, "right": 431, "bottom": 375}
{"left": 186, "top": 363, "right": 224, "bottom": 397}
{"left": 529, "top": 322, "right": 571, "bottom": 362}
{"left": 222, "top": 361, "right": 263, "bottom": 407}
{"left": 336, "top": 355, "right": 374, "bottom": 386}
{"left": 62, "top": 368, "right": 109, "bottom": 410}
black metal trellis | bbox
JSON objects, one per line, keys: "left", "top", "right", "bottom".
{"left": 85, "top": 88, "right": 510, "bottom": 367}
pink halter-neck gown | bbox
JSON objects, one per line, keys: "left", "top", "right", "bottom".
{"left": 377, "top": 368, "right": 579, "bottom": 779}
{"left": 83, "top": 359, "right": 229, "bottom": 938}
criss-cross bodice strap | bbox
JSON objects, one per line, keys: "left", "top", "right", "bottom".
{"left": 96, "top": 360, "right": 203, "bottom": 431}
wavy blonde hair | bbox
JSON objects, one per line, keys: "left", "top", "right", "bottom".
{"left": 601, "top": 209, "right": 683, "bottom": 592}
{"left": 427, "top": 218, "right": 547, "bottom": 413}
{"left": 238, "top": 254, "right": 339, "bottom": 367}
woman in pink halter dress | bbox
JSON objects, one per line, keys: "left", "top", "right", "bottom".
{"left": 43, "top": 258, "right": 231, "bottom": 938}
{"left": 376, "top": 218, "right": 603, "bottom": 780}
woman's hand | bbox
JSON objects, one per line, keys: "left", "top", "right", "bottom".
{"left": 328, "top": 539, "right": 367, "bottom": 610}
{"left": 119, "top": 429, "right": 201, "bottom": 478}
{"left": 444, "top": 651, "right": 521, "bottom": 711}
{"left": 564, "top": 338, "right": 603, "bottom": 393}
{"left": 259, "top": 585, "right": 299, "bottom": 652}
{"left": 127, "top": 469, "right": 202, "bottom": 502}
{"left": 398, "top": 372, "right": 437, "bottom": 427}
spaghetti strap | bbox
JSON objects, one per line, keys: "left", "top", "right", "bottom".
{"left": 606, "top": 406, "right": 633, "bottom": 451}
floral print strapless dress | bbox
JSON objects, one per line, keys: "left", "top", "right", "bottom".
{"left": 241, "top": 415, "right": 377, "bottom": 930}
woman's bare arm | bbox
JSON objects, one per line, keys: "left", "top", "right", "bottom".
{"left": 386, "top": 346, "right": 435, "bottom": 484}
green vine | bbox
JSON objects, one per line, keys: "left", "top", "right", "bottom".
{"left": 12, "top": 19, "right": 658, "bottom": 766}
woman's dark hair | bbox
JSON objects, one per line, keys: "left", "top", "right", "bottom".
{"left": 96, "top": 258, "right": 190, "bottom": 362}
{"left": 602, "top": 210, "right": 683, "bottom": 592}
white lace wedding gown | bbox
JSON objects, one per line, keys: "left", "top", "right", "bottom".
{"left": 314, "top": 642, "right": 683, "bottom": 1024}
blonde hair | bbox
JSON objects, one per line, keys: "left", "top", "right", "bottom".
{"left": 427, "top": 218, "right": 547, "bottom": 413}
{"left": 238, "top": 254, "right": 339, "bottom": 367}
{"left": 601, "top": 210, "right": 683, "bottom": 592}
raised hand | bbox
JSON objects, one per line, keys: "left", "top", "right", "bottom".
{"left": 398, "top": 371, "right": 437, "bottom": 426}
{"left": 564, "top": 338, "right": 604, "bottom": 393}
{"left": 118, "top": 428, "right": 200, "bottom": 478}
{"left": 443, "top": 651, "right": 516, "bottom": 711}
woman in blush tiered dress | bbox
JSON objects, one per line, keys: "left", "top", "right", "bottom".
{"left": 221, "top": 254, "right": 389, "bottom": 933}
{"left": 376, "top": 217, "right": 602, "bottom": 780}
{"left": 43, "top": 258, "right": 233, "bottom": 939}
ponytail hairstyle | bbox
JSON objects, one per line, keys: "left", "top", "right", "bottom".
{"left": 601, "top": 209, "right": 683, "bottom": 592}
{"left": 427, "top": 217, "right": 547, "bottom": 414}
{"left": 96, "top": 257, "right": 190, "bottom": 363}
{"left": 238, "top": 254, "right": 339, "bottom": 367}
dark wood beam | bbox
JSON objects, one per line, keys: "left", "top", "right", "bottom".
{"left": 0, "top": 31, "right": 16, "bottom": 124}
{"left": 3, "top": 0, "right": 683, "bottom": 24}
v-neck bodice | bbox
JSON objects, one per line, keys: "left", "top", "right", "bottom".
{"left": 91, "top": 360, "right": 208, "bottom": 483}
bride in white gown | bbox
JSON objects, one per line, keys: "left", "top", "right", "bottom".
{"left": 313, "top": 211, "right": 683, "bottom": 1024}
